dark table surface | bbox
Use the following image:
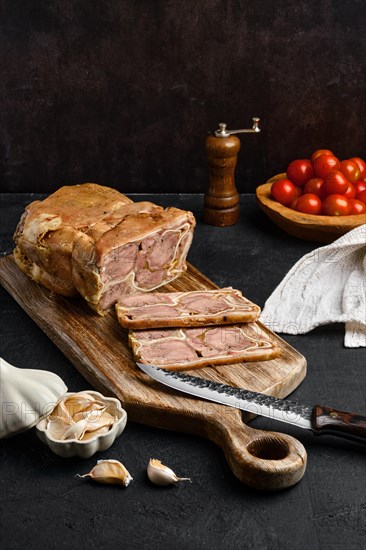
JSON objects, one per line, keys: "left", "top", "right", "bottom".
{"left": 0, "top": 193, "right": 365, "bottom": 550}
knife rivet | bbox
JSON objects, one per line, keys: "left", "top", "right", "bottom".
{"left": 329, "top": 411, "right": 338, "bottom": 419}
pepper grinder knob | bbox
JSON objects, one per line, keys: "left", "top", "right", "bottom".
{"left": 203, "top": 118, "right": 261, "bottom": 227}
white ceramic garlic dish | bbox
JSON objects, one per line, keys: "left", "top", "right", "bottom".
{"left": 0, "top": 357, "right": 67, "bottom": 438}
{"left": 36, "top": 391, "right": 127, "bottom": 458}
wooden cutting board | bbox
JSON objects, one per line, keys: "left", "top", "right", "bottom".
{"left": 0, "top": 255, "right": 307, "bottom": 490}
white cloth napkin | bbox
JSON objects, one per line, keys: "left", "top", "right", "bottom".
{"left": 260, "top": 224, "right": 366, "bottom": 347}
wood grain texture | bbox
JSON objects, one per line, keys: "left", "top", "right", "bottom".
{"left": 203, "top": 134, "right": 241, "bottom": 226}
{"left": 0, "top": 254, "right": 307, "bottom": 489}
{"left": 312, "top": 405, "right": 366, "bottom": 443}
{"left": 256, "top": 179, "right": 366, "bottom": 243}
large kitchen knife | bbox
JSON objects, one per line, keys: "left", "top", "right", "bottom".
{"left": 138, "top": 363, "right": 366, "bottom": 443}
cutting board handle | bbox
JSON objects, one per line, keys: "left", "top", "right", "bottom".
{"left": 207, "top": 414, "right": 307, "bottom": 490}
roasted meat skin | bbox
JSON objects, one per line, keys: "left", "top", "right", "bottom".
{"left": 116, "top": 287, "right": 261, "bottom": 329}
{"left": 129, "top": 324, "right": 281, "bottom": 371}
{"left": 13, "top": 183, "right": 196, "bottom": 313}
{"left": 14, "top": 183, "right": 133, "bottom": 298}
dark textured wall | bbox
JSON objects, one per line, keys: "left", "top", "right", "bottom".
{"left": 1, "top": 0, "right": 365, "bottom": 194}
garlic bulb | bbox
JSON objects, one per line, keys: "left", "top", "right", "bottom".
{"left": 77, "top": 459, "right": 133, "bottom": 487}
{"left": 147, "top": 458, "right": 191, "bottom": 486}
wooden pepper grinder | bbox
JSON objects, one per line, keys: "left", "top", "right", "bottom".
{"left": 203, "top": 118, "right": 261, "bottom": 226}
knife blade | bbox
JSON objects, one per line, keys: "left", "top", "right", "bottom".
{"left": 137, "top": 363, "right": 366, "bottom": 443}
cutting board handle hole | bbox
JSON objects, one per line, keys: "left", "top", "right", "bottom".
{"left": 247, "top": 436, "right": 289, "bottom": 461}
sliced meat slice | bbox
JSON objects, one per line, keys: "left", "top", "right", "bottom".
{"left": 116, "top": 287, "right": 261, "bottom": 329}
{"left": 128, "top": 323, "right": 280, "bottom": 371}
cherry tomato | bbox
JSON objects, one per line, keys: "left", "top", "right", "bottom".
{"left": 271, "top": 179, "right": 299, "bottom": 206}
{"left": 339, "top": 160, "right": 360, "bottom": 183}
{"left": 295, "top": 193, "right": 322, "bottom": 215}
{"left": 322, "top": 194, "right": 350, "bottom": 216}
{"left": 348, "top": 199, "right": 366, "bottom": 215}
{"left": 357, "top": 190, "right": 366, "bottom": 204}
{"left": 304, "top": 177, "right": 325, "bottom": 198}
{"left": 354, "top": 180, "right": 366, "bottom": 195}
{"left": 286, "top": 159, "right": 314, "bottom": 187}
{"left": 311, "top": 149, "right": 334, "bottom": 163}
{"left": 350, "top": 157, "right": 366, "bottom": 179}
{"left": 313, "top": 154, "right": 340, "bottom": 179}
{"left": 323, "top": 171, "right": 349, "bottom": 196}
{"left": 289, "top": 198, "right": 299, "bottom": 210}
{"left": 344, "top": 183, "right": 356, "bottom": 199}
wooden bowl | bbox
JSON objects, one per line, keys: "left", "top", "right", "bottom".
{"left": 256, "top": 174, "right": 366, "bottom": 243}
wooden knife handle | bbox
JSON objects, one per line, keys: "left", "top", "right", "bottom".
{"left": 312, "top": 405, "right": 366, "bottom": 443}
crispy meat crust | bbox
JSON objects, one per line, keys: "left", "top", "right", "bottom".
{"left": 13, "top": 183, "right": 195, "bottom": 312}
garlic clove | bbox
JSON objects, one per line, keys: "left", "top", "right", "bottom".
{"left": 147, "top": 458, "right": 191, "bottom": 486}
{"left": 48, "top": 412, "right": 114, "bottom": 442}
{"left": 77, "top": 459, "right": 133, "bottom": 487}
{"left": 61, "top": 419, "right": 89, "bottom": 440}
{"left": 63, "top": 392, "right": 101, "bottom": 417}
{"left": 84, "top": 411, "right": 114, "bottom": 435}
{"left": 46, "top": 417, "right": 72, "bottom": 440}
{"left": 48, "top": 400, "right": 73, "bottom": 425}
{"left": 64, "top": 391, "right": 95, "bottom": 403}
{"left": 73, "top": 406, "right": 108, "bottom": 424}
{"left": 81, "top": 425, "right": 110, "bottom": 440}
